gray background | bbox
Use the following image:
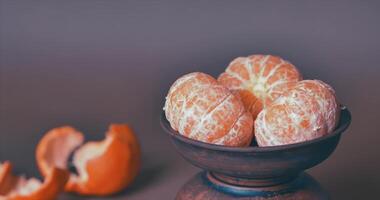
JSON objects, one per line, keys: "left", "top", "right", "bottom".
{"left": 0, "top": 1, "right": 379, "bottom": 199}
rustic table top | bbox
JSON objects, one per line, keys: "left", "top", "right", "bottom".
{"left": 1, "top": 1, "right": 379, "bottom": 199}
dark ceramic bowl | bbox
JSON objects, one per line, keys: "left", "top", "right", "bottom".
{"left": 161, "top": 107, "right": 351, "bottom": 186}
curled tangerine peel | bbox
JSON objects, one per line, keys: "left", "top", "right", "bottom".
{"left": 0, "top": 161, "right": 69, "bottom": 200}
{"left": 254, "top": 80, "right": 339, "bottom": 147}
{"left": 164, "top": 72, "right": 254, "bottom": 147}
{"left": 0, "top": 161, "right": 14, "bottom": 196}
{"left": 218, "top": 55, "right": 302, "bottom": 120}
{"left": 36, "top": 126, "right": 84, "bottom": 178}
{"left": 67, "top": 124, "right": 141, "bottom": 196}
{"left": 36, "top": 124, "right": 141, "bottom": 196}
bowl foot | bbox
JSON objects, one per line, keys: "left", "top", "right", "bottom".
{"left": 176, "top": 171, "right": 329, "bottom": 200}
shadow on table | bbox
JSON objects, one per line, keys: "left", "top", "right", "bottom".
{"left": 117, "top": 154, "right": 175, "bottom": 196}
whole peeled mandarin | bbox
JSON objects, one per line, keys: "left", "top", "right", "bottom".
{"left": 164, "top": 72, "right": 254, "bottom": 147}
{"left": 218, "top": 55, "right": 302, "bottom": 121}
{"left": 254, "top": 80, "right": 340, "bottom": 147}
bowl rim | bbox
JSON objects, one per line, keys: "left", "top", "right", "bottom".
{"left": 160, "top": 107, "right": 351, "bottom": 153}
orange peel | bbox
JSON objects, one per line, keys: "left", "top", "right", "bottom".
{"left": 36, "top": 124, "right": 141, "bottom": 196}
{"left": 0, "top": 161, "right": 69, "bottom": 200}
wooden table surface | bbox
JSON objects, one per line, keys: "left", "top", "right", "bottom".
{"left": 1, "top": 1, "right": 379, "bottom": 199}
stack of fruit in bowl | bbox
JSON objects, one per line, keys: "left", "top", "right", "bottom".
{"left": 164, "top": 54, "right": 340, "bottom": 147}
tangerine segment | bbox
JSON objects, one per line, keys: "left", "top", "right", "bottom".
{"left": 66, "top": 124, "right": 141, "bottom": 196}
{"left": 255, "top": 80, "right": 339, "bottom": 147}
{"left": 164, "top": 72, "right": 253, "bottom": 147}
{"left": 36, "top": 124, "right": 141, "bottom": 196}
{"left": 213, "top": 111, "right": 254, "bottom": 147}
{"left": 0, "top": 161, "right": 69, "bottom": 200}
{"left": 218, "top": 55, "right": 302, "bottom": 119}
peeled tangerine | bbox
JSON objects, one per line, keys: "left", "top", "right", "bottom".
{"left": 36, "top": 124, "right": 141, "bottom": 196}
{"left": 218, "top": 55, "right": 302, "bottom": 121}
{"left": 164, "top": 72, "right": 253, "bottom": 147}
{"left": 255, "top": 80, "right": 340, "bottom": 147}
{"left": 0, "top": 161, "right": 68, "bottom": 200}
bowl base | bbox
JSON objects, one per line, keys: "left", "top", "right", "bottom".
{"left": 176, "top": 171, "right": 329, "bottom": 200}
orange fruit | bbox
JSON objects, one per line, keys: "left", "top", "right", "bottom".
{"left": 218, "top": 55, "right": 302, "bottom": 121}
{"left": 36, "top": 124, "right": 141, "bottom": 196}
{"left": 254, "top": 80, "right": 340, "bottom": 146}
{"left": 0, "top": 161, "right": 69, "bottom": 200}
{"left": 164, "top": 72, "right": 254, "bottom": 147}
